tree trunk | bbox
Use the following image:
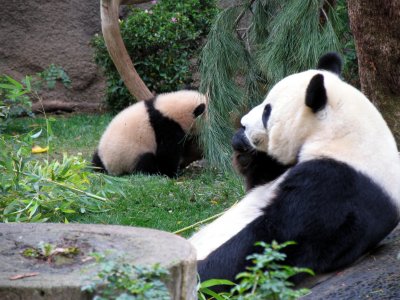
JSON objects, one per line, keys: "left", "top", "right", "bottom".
{"left": 101, "top": 0, "right": 153, "bottom": 101}
{"left": 347, "top": 0, "right": 400, "bottom": 144}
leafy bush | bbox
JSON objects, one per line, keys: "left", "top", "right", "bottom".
{"left": 0, "top": 75, "right": 33, "bottom": 130}
{"left": 82, "top": 253, "right": 171, "bottom": 300}
{"left": 198, "top": 241, "right": 313, "bottom": 300}
{"left": 0, "top": 66, "right": 71, "bottom": 132}
{"left": 36, "top": 63, "right": 72, "bottom": 89}
{"left": 0, "top": 131, "right": 122, "bottom": 223}
{"left": 92, "top": 0, "right": 218, "bottom": 112}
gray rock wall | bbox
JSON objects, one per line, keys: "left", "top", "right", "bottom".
{"left": 0, "top": 0, "right": 239, "bottom": 113}
{"left": 0, "top": 0, "right": 106, "bottom": 111}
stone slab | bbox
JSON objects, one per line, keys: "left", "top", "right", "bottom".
{"left": 0, "top": 223, "right": 197, "bottom": 300}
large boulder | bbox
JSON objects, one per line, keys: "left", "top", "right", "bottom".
{"left": 0, "top": 0, "right": 106, "bottom": 112}
{"left": 304, "top": 223, "right": 400, "bottom": 299}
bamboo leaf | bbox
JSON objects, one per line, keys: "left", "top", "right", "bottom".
{"left": 5, "top": 75, "right": 23, "bottom": 89}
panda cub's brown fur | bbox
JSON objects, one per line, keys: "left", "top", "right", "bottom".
{"left": 92, "top": 90, "right": 207, "bottom": 177}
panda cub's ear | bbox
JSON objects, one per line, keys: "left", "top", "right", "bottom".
{"left": 193, "top": 103, "right": 206, "bottom": 118}
{"left": 317, "top": 52, "right": 342, "bottom": 76}
{"left": 305, "top": 74, "right": 327, "bottom": 113}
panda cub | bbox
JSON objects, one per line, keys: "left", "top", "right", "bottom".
{"left": 92, "top": 90, "right": 206, "bottom": 177}
{"left": 190, "top": 53, "right": 400, "bottom": 285}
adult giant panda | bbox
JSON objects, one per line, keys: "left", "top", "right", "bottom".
{"left": 190, "top": 53, "right": 400, "bottom": 286}
{"left": 92, "top": 90, "right": 206, "bottom": 177}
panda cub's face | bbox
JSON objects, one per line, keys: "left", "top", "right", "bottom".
{"left": 241, "top": 70, "right": 336, "bottom": 165}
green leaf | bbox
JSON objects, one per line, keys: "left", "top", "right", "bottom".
{"left": 30, "top": 129, "right": 43, "bottom": 139}
{"left": 200, "top": 287, "right": 227, "bottom": 300}
{"left": 0, "top": 83, "right": 18, "bottom": 90}
{"left": 24, "top": 75, "right": 32, "bottom": 92}
{"left": 5, "top": 75, "right": 23, "bottom": 89}
{"left": 200, "top": 278, "right": 236, "bottom": 289}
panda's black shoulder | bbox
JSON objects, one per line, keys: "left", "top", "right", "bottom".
{"left": 276, "top": 158, "right": 388, "bottom": 201}
{"left": 144, "top": 96, "right": 184, "bottom": 132}
{"left": 268, "top": 158, "right": 399, "bottom": 231}
{"left": 144, "top": 96, "right": 186, "bottom": 155}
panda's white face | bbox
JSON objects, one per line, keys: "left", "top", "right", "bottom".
{"left": 242, "top": 70, "right": 336, "bottom": 165}
{"left": 240, "top": 102, "right": 266, "bottom": 149}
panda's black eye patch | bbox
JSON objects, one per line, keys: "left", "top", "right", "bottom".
{"left": 193, "top": 103, "right": 206, "bottom": 118}
{"left": 262, "top": 104, "right": 271, "bottom": 128}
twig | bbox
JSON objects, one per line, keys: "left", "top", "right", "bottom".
{"left": 9, "top": 272, "right": 39, "bottom": 280}
{"left": 173, "top": 212, "right": 225, "bottom": 235}
{"left": 234, "top": 0, "right": 256, "bottom": 27}
{"left": 173, "top": 200, "right": 239, "bottom": 235}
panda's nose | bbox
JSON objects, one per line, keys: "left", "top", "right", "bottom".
{"left": 232, "top": 127, "right": 251, "bottom": 151}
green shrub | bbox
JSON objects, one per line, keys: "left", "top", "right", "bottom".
{"left": 0, "top": 75, "right": 33, "bottom": 130}
{"left": 0, "top": 131, "right": 122, "bottom": 223}
{"left": 198, "top": 241, "right": 313, "bottom": 300}
{"left": 92, "top": 0, "right": 218, "bottom": 112}
{"left": 0, "top": 66, "right": 71, "bottom": 132}
{"left": 82, "top": 253, "right": 171, "bottom": 300}
{"left": 36, "top": 63, "right": 72, "bottom": 89}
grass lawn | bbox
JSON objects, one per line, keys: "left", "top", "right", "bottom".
{"left": 8, "top": 114, "right": 244, "bottom": 237}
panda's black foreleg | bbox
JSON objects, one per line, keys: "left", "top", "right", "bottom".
{"left": 232, "top": 128, "right": 288, "bottom": 191}
{"left": 156, "top": 152, "right": 182, "bottom": 178}
{"left": 134, "top": 152, "right": 160, "bottom": 175}
{"left": 134, "top": 152, "right": 180, "bottom": 177}
{"left": 180, "top": 135, "right": 203, "bottom": 169}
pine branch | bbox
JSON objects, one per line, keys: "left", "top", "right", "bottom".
{"left": 199, "top": 0, "right": 341, "bottom": 170}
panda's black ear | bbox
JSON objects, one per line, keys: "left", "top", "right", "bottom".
{"left": 317, "top": 52, "right": 342, "bottom": 76}
{"left": 305, "top": 74, "right": 327, "bottom": 113}
{"left": 193, "top": 103, "right": 206, "bottom": 118}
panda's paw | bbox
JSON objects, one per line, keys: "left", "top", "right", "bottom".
{"left": 232, "top": 128, "right": 258, "bottom": 177}
{"left": 232, "top": 127, "right": 253, "bottom": 153}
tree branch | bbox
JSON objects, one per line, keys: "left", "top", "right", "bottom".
{"left": 101, "top": 0, "right": 153, "bottom": 101}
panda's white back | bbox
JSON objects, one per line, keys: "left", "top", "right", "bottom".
{"left": 98, "top": 101, "right": 156, "bottom": 175}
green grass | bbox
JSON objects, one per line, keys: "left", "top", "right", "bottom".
{"left": 9, "top": 114, "right": 113, "bottom": 161}
{"left": 8, "top": 114, "right": 244, "bottom": 236}
{"left": 74, "top": 169, "right": 242, "bottom": 237}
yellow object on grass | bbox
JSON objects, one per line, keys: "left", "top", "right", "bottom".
{"left": 32, "top": 145, "right": 49, "bottom": 154}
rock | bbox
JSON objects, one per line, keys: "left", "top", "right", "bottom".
{"left": 303, "top": 223, "right": 400, "bottom": 299}
{"left": 0, "top": 223, "right": 197, "bottom": 300}
{"left": 0, "top": 0, "right": 106, "bottom": 112}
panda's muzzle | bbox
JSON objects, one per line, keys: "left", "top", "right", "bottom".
{"left": 232, "top": 127, "right": 253, "bottom": 152}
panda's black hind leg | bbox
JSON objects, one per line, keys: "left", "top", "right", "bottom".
{"left": 92, "top": 150, "right": 106, "bottom": 173}
{"left": 134, "top": 152, "right": 160, "bottom": 175}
